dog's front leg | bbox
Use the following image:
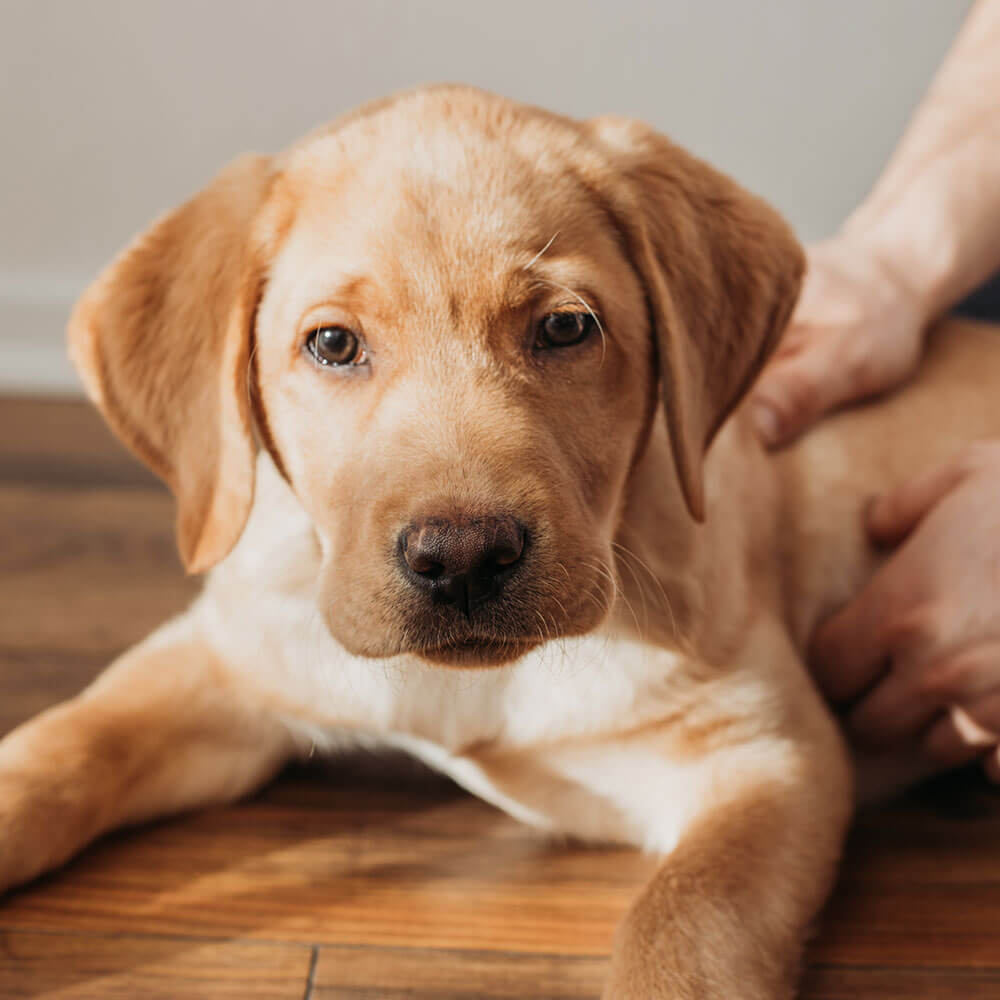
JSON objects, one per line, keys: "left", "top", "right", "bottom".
{"left": 0, "top": 615, "right": 295, "bottom": 895}
{"left": 601, "top": 692, "right": 851, "bottom": 998}
{"left": 604, "top": 773, "right": 845, "bottom": 999}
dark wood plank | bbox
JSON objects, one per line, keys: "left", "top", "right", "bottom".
{"left": 808, "top": 773, "right": 1000, "bottom": 969}
{"left": 0, "top": 484, "right": 197, "bottom": 735}
{"left": 312, "top": 943, "right": 607, "bottom": 999}
{"left": 0, "top": 930, "right": 312, "bottom": 999}
{"left": 0, "top": 396, "right": 160, "bottom": 488}
{"left": 0, "top": 486, "right": 191, "bottom": 646}
{"left": 801, "top": 964, "right": 1000, "bottom": 999}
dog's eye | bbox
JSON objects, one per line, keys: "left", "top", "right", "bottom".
{"left": 306, "top": 326, "right": 367, "bottom": 367}
{"left": 536, "top": 311, "right": 597, "bottom": 350}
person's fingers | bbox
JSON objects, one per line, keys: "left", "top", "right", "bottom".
{"left": 867, "top": 456, "right": 968, "bottom": 546}
{"left": 922, "top": 711, "right": 985, "bottom": 770}
{"left": 924, "top": 694, "right": 1000, "bottom": 784}
{"left": 809, "top": 577, "right": 896, "bottom": 703}
{"left": 868, "top": 641, "right": 1000, "bottom": 759}
{"left": 751, "top": 337, "right": 856, "bottom": 448}
{"left": 923, "top": 700, "right": 1000, "bottom": 771}
{"left": 847, "top": 666, "right": 941, "bottom": 748}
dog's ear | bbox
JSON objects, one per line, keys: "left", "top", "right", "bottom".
{"left": 69, "top": 154, "right": 276, "bottom": 572}
{"left": 588, "top": 118, "right": 804, "bottom": 520}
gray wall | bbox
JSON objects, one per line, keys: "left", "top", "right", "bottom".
{"left": 0, "top": 0, "right": 970, "bottom": 391}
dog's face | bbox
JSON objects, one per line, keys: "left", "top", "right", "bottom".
{"left": 252, "top": 116, "right": 653, "bottom": 664}
{"left": 69, "top": 87, "right": 804, "bottom": 667}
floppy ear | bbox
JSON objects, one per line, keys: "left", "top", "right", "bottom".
{"left": 69, "top": 154, "right": 275, "bottom": 572}
{"left": 588, "top": 118, "right": 805, "bottom": 520}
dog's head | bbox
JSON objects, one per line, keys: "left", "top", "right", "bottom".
{"left": 69, "top": 86, "right": 802, "bottom": 666}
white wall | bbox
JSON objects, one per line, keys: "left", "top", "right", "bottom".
{"left": 0, "top": 0, "right": 970, "bottom": 392}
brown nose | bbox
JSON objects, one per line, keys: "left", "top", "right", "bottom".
{"left": 399, "top": 515, "right": 526, "bottom": 617}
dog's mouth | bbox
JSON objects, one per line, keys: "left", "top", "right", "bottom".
{"left": 401, "top": 575, "right": 613, "bottom": 669}
{"left": 414, "top": 634, "right": 542, "bottom": 668}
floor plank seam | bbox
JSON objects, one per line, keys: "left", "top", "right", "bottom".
{"left": 303, "top": 945, "right": 319, "bottom": 1000}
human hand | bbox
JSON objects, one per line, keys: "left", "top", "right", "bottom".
{"left": 751, "top": 237, "right": 929, "bottom": 448}
{"left": 811, "top": 442, "right": 1000, "bottom": 780}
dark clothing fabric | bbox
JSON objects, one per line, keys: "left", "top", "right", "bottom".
{"left": 953, "top": 271, "right": 1000, "bottom": 322}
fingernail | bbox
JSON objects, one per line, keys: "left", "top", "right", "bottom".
{"left": 752, "top": 400, "right": 781, "bottom": 446}
{"left": 950, "top": 705, "right": 999, "bottom": 747}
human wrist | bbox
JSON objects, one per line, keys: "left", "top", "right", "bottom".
{"left": 838, "top": 195, "right": 960, "bottom": 323}
{"left": 814, "top": 217, "right": 933, "bottom": 345}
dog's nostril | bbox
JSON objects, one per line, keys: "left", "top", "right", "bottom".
{"left": 405, "top": 550, "right": 445, "bottom": 578}
{"left": 399, "top": 515, "right": 526, "bottom": 612}
{"left": 490, "top": 537, "right": 523, "bottom": 568}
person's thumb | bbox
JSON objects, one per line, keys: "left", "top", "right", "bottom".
{"left": 751, "top": 342, "right": 853, "bottom": 448}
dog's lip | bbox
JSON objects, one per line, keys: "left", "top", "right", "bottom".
{"left": 413, "top": 634, "right": 540, "bottom": 666}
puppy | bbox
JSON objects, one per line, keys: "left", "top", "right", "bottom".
{"left": 3, "top": 85, "right": 999, "bottom": 998}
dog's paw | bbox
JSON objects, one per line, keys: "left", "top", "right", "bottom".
{"left": 602, "top": 914, "right": 795, "bottom": 1000}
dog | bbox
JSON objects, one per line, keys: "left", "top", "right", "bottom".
{"left": 3, "top": 84, "right": 999, "bottom": 998}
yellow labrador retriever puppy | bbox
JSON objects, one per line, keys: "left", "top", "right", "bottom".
{"left": 2, "top": 85, "right": 998, "bottom": 997}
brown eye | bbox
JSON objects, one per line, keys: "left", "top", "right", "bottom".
{"left": 306, "top": 326, "right": 366, "bottom": 367}
{"left": 536, "top": 311, "right": 597, "bottom": 349}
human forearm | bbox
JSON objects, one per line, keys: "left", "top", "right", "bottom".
{"left": 842, "top": 0, "right": 1000, "bottom": 317}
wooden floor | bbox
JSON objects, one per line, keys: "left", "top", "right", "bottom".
{"left": 2, "top": 396, "right": 1000, "bottom": 999}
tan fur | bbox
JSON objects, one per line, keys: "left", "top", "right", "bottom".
{"left": 68, "top": 154, "right": 277, "bottom": 572}
{"left": 2, "top": 85, "right": 993, "bottom": 995}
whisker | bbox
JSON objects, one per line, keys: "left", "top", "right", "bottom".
{"left": 584, "top": 553, "right": 644, "bottom": 643}
{"left": 523, "top": 231, "right": 560, "bottom": 272}
{"left": 611, "top": 541, "right": 687, "bottom": 652}
{"left": 612, "top": 544, "right": 650, "bottom": 636}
